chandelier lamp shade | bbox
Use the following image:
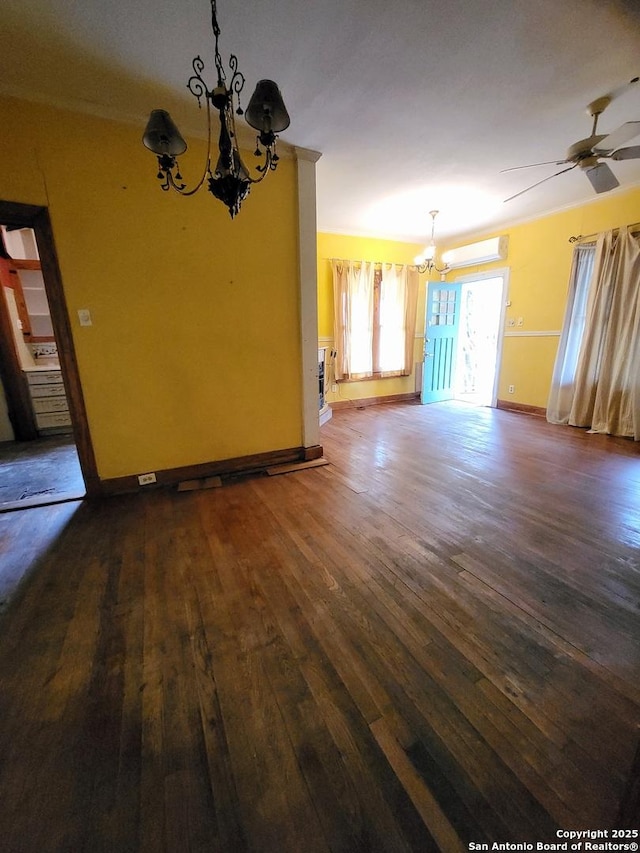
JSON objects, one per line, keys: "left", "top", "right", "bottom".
{"left": 414, "top": 210, "right": 450, "bottom": 275}
{"left": 142, "top": 0, "right": 290, "bottom": 218}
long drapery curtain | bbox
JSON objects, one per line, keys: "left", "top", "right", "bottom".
{"left": 378, "top": 264, "right": 406, "bottom": 373}
{"left": 332, "top": 260, "right": 375, "bottom": 379}
{"left": 546, "top": 243, "right": 596, "bottom": 423}
{"left": 378, "top": 264, "right": 419, "bottom": 376}
{"left": 547, "top": 226, "right": 640, "bottom": 439}
{"left": 332, "top": 260, "right": 419, "bottom": 380}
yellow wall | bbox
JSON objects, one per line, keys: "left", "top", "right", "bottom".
{"left": 439, "top": 186, "right": 640, "bottom": 408}
{"left": 317, "top": 232, "right": 426, "bottom": 404}
{"left": 1, "top": 95, "right": 303, "bottom": 479}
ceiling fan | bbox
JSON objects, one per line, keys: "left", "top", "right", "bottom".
{"left": 503, "top": 78, "right": 640, "bottom": 202}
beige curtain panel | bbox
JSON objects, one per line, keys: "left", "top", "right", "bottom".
{"left": 332, "top": 260, "right": 375, "bottom": 379}
{"left": 548, "top": 226, "right": 640, "bottom": 439}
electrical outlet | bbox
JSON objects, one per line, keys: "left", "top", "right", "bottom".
{"left": 507, "top": 318, "right": 516, "bottom": 327}
{"left": 508, "top": 384, "right": 515, "bottom": 394}
{"left": 517, "top": 317, "right": 524, "bottom": 326}
{"left": 331, "top": 384, "right": 338, "bottom": 392}
{"left": 138, "top": 472, "right": 157, "bottom": 485}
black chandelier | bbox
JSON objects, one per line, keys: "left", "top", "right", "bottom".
{"left": 142, "top": 0, "right": 290, "bottom": 218}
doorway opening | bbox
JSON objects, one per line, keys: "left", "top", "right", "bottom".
{"left": 0, "top": 224, "right": 85, "bottom": 509}
{"left": 0, "top": 201, "right": 98, "bottom": 511}
{"left": 421, "top": 269, "right": 508, "bottom": 407}
{"left": 453, "top": 274, "right": 505, "bottom": 406}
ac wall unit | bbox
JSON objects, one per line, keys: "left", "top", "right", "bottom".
{"left": 441, "top": 235, "right": 508, "bottom": 269}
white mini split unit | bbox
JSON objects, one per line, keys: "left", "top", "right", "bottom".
{"left": 441, "top": 235, "right": 509, "bottom": 269}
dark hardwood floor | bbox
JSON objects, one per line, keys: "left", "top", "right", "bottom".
{"left": 0, "top": 401, "right": 639, "bottom": 851}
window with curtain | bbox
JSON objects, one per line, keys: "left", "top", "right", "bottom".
{"left": 331, "top": 260, "right": 419, "bottom": 381}
{"left": 547, "top": 225, "right": 640, "bottom": 439}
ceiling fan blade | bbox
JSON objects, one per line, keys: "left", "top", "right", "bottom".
{"left": 585, "top": 162, "right": 619, "bottom": 194}
{"left": 500, "top": 159, "right": 566, "bottom": 173}
{"left": 504, "top": 164, "right": 577, "bottom": 202}
{"left": 594, "top": 121, "right": 640, "bottom": 153}
{"left": 611, "top": 145, "right": 640, "bottom": 161}
{"left": 605, "top": 75, "right": 639, "bottom": 103}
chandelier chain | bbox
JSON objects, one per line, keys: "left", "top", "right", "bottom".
{"left": 211, "top": 0, "right": 225, "bottom": 84}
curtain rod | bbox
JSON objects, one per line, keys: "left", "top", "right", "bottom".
{"left": 324, "top": 258, "right": 410, "bottom": 267}
{"left": 568, "top": 221, "right": 640, "bottom": 244}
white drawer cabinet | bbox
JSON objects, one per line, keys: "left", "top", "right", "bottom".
{"left": 32, "top": 397, "right": 69, "bottom": 414}
{"left": 24, "top": 368, "right": 72, "bottom": 434}
{"left": 36, "top": 412, "right": 72, "bottom": 429}
{"left": 29, "top": 382, "right": 67, "bottom": 398}
{"left": 25, "top": 370, "right": 63, "bottom": 385}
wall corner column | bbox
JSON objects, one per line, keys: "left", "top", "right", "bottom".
{"left": 294, "top": 145, "right": 322, "bottom": 449}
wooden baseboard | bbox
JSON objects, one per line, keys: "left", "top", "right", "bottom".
{"left": 496, "top": 399, "right": 547, "bottom": 418}
{"left": 99, "top": 444, "right": 324, "bottom": 496}
{"left": 331, "top": 392, "right": 420, "bottom": 411}
{"left": 303, "top": 444, "right": 324, "bottom": 461}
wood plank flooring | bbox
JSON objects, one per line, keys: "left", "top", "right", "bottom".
{"left": 0, "top": 400, "right": 639, "bottom": 851}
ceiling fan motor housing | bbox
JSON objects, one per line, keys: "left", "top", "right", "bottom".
{"left": 567, "top": 135, "right": 605, "bottom": 164}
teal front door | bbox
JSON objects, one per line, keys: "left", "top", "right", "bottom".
{"left": 421, "top": 281, "right": 461, "bottom": 404}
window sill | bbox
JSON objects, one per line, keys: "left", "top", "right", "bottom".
{"left": 337, "top": 372, "right": 408, "bottom": 383}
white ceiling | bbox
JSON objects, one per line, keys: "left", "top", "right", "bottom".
{"left": 2, "top": 0, "right": 640, "bottom": 243}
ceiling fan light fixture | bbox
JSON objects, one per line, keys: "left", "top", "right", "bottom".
{"left": 578, "top": 155, "right": 599, "bottom": 170}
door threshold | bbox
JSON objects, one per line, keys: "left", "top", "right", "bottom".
{"left": 0, "top": 491, "right": 85, "bottom": 514}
